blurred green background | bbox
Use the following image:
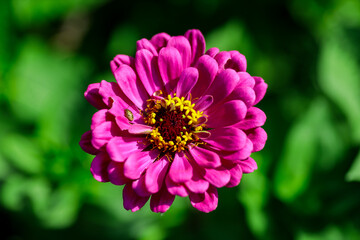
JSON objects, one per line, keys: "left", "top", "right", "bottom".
{"left": 1, "top": 0, "right": 360, "bottom": 239}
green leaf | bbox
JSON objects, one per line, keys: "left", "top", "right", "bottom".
{"left": 345, "top": 150, "right": 360, "bottom": 181}
{"left": 318, "top": 34, "right": 360, "bottom": 143}
{"left": 274, "top": 98, "right": 328, "bottom": 202}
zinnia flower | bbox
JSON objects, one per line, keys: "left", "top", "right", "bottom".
{"left": 80, "top": 29, "right": 267, "bottom": 213}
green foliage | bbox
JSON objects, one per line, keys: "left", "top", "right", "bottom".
{"left": 1, "top": 0, "right": 360, "bottom": 239}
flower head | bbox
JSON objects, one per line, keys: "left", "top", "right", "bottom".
{"left": 80, "top": 29, "right": 267, "bottom": 213}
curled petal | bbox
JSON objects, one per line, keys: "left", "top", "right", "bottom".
{"left": 79, "top": 131, "right": 99, "bottom": 155}
{"left": 234, "top": 107, "right": 266, "bottom": 130}
{"left": 84, "top": 83, "right": 107, "bottom": 109}
{"left": 107, "top": 161, "right": 129, "bottom": 185}
{"left": 165, "top": 177, "right": 188, "bottom": 197}
{"left": 150, "top": 187, "right": 175, "bottom": 213}
{"left": 246, "top": 127, "right": 267, "bottom": 152}
{"left": 150, "top": 32, "right": 171, "bottom": 50}
{"left": 132, "top": 177, "right": 151, "bottom": 197}
{"left": 167, "top": 36, "right": 192, "bottom": 68}
{"left": 218, "top": 138, "right": 253, "bottom": 162}
{"left": 176, "top": 67, "right": 198, "bottom": 98}
{"left": 205, "top": 47, "right": 219, "bottom": 57}
{"left": 204, "top": 127, "right": 247, "bottom": 151}
{"left": 189, "top": 146, "right": 221, "bottom": 168}
{"left": 240, "top": 157, "right": 258, "bottom": 173}
{"left": 145, "top": 158, "right": 169, "bottom": 194}
{"left": 189, "top": 185, "right": 218, "bottom": 213}
{"left": 168, "top": 152, "right": 193, "bottom": 183}
{"left": 226, "top": 86, "right": 256, "bottom": 108}
{"left": 226, "top": 164, "right": 243, "bottom": 188}
{"left": 253, "top": 77, "right": 268, "bottom": 105}
{"left": 225, "top": 50, "right": 247, "bottom": 72}
{"left": 136, "top": 38, "right": 158, "bottom": 55}
{"left": 123, "top": 183, "right": 149, "bottom": 212}
{"left": 90, "top": 152, "right": 110, "bottom": 182}
{"left": 110, "top": 54, "right": 135, "bottom": 73}
{"left": 203, "top": 167, "right": 231, "bottom": 188}
{"left": 238, "top": 72, "right": 255, "bottom": 88}
{"left": 185, "top": 29, "right": 206, "bottom": 65}
{"left": 206, "top": 100, "right": 247, "bottom": 128}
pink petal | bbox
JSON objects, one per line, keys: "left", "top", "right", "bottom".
{"left": 217, "top": 138, "right": 253, "bottom": 162}
{"left": 214, "top": 51, "right": 231, "bottom": 69}
{"left": 204, "top": 127, "right": 247, "bottom": 151}
{"left": 123, "top": 150, "right": 155, "bottom": 179}
{"left": 204, "top": 69, "right": 239, "bottom": 106}
{"left": 194, "top": 95, "right": 213, "bottom": 112}
{"left": 189, "top": 185, "right": 218, "bottom": 213}
{"left": 150, "top": 187, "right": 175, "bottom": 213}
{"left": 114, "top": 65, "right": 149, "bottom": 109}
{"left": 225, "top": 51, "right": 247, "bottom": 72}
{"left": 123, "top": 183, "right": 149, "bottom": 212}
{"left": 98, "top": 80, "right": 123, "bottom": 107}
{"left": 84, "top": 83, "right": 107, "bottom": 109}
{"left": 189, "top": 146, "right": 221, "bottom": 168}
{"left": 106, "top": 136, "right": 145, "bottom": 162}
{"left": 226, "top": 164, "right": 243, "bottom": 188}
{"left": 128, "top": 123, "right": 153, "bottom": 134}
{"left": 107, "top": 161, "right": 129, "bottom": 185}
{"left": 79, "top": 131, "right": 99, "bottom": 155}
{"left": 238, "top": 72, "right": 255, "bottom": 88}
{"left": 108, "top": 96, "right": 141, "bottom": 123}
{"left": 191, "top": 55, "right": 218, "bottom": 99}
{"left": 205, "top": 47, "right": 219, "bottom": 58}
{"left": 175, "top": 67, "right": 198, "bottom": 97}
{"left": 184, "top": 29, "right": 206, "bottom": 65}
{"left": 168, "top": 152, "right": 193, "bottom": 183}
{"left": 167, "top": 36, "right": 192, "bottom": 68}
{"left": 185, "top": 164, "right": 209, "bottom": 193}
{"left": 206, "top": 100, "right": 247, "bottom": 128}
{"left": 203, "top": 167, "right": 231, "bottom": 188}
{"left": 91, "top": 121, "right": 121, "bottom": 149}
{"left": 253, "top": 76, "right": 268, "bottom": 105}
{"left": 135, "top": 49, "right": 163, "bottom": 95}
{"left": 91, "top": 109, "right": 108, "bottom": 130}
{"left": 165, "top": 177, "right": 188, "bottom": 197}
{"left": 226, "top": 86, "right": 256, "bottom": 108}
{"left": 132, "top": 177, "right": 151, "bottom": 197}
{"left": 136, "top": 38, "right": 158, "bottom": 55}
{"left": 90, "top": 152, "right": 110, "bottom": 182}
{"left": 240, "top": 157, "right": 258, "bottom": 173}
{"left": 234, "top": 107, "right": 266, "bottom": 130}
{"left": 145, "top": 158, "right": 169, "bottom": 194}
{"left": 150, "top": 32, "right": 171, "bottom": 51}
{"left": 110, "top": 54, "right": 135, "bottom": 73}
{"left": 246, "top": 127, "right": 267, "bottom": 152}
{"left": 158, "top": 47, "right": 183, "bottom": 94}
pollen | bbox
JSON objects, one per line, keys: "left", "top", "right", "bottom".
{"left": 144, "top": 94, "right": 206, "bottom": 156}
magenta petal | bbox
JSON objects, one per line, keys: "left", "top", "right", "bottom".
{"left": 206, "top": 100, "right": 247, "bottom": 128}
{"left": 79, "top": 131, "right": 99, "bottom": 155}
{"left": 167, "top": 36, "right": 192, "bottom": 68}
{"left": 215, "top": 51, "right": 231, "bottom": 69}
{"left": 205, "top": 47, "right": 219, "bottom": 58}
{"left": 110, "top": 54, "right": 135, "bottom": 73}
{"left": 106, "top": 136, "right": 144, "bottom": 162}
{"left": 234, "top": 107, "right": 266, "bottom": 130}
{"left": 145, "top": 159, "right": 169, "bottom": 194}
{"left": 184, "top": 29, "right": 205, "bottom": 65}
{"left": 227, "top": 50, "right": 247, "bottom": 72}
{"left": 127, "top": 124, "right": 153, "bottom": 134}
{"left": 203, "top": 167, "right": 231, "bottom": 188}
{"left": 91, "top": 121, "right": 120, "bottom": 149}
{"left": 158, "top": 47, "right": 183, "bottom": 94}
{"left": 150, "top": 187, "right": 175, "bottom": 213}
{"left": 189, "top": 185, "right": 218, "bottom": 213}
{"left": 136, "top": 38, "right": 158, "bottom": 55}
{"left": 238, "top": 72, "right": 255, "bottom": 88}
{"left": 132, "top": 177, "right": 151, "bottom": 197}
{"left": 90, "top": 152, "right": 110, "bottom": 182}
{"left": 165, "top": 176, "right": 188, "bottom": 197}
{"left": 123, "top": 183, "right": 149, "bottom": 212}
{"left": 98, "top": 80, "right": 122, "bottom": 107}
{"left": 246, "top": 127, "right": 267, "bottom": 152}
{"left": 189, "top": 146, "right": 221, "bottom": 168}
{"left": 226, "top": 164, "right": 243, "bottom": 188}
{"left": 227, "top": 86, "right": 256, "bottom": 108}
{"left": 150, "top": 32, "right": 171, "bottom": 50}
{"left": 205, "top": 69, "right": 239, "bottom": 106}
{"left": 204, "top": 127, "right": 247, "bottom": 151}
{"left": 240, "top": 157, "right": 258, "bottom": 173}
{"left": 191, "top": 55, "right": 218, "bottom": 99}
{"left": 114, "top": 65, "right": 149, "bottom": 109}
{"left": 218, "top": 138, "right": 253, "bottom": 162}
{"left": 135, "top": 49, "right": 163, "bottom": 95}
{"left": 168, "top": 152, "right": 193, "bottom": 183}
{"left": 84, "top": 83, "right": 107, "bottom": 109}
{"left": 194, "top": 95, "right": 213, "bottom": 112}
{"left": 176, "top": 67, "right": 198, "bottom": 97}
{"left": 253, "top": 76, "right": 268, "bottom": 105}
{"left": 123, "top": 151, "right": 154, "bottom": 179}
{"left": 107, "top": 161, "right": 129, "bottom": 185}
{"left": 91, "top": 109, "right": 108, "bottom": 130}
{"left": 185, "top": 177, "right": 209, "bottom": 194}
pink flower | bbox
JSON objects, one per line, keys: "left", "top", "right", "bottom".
{"left": 80, "top": 29, "right": 267, "bottom": 213}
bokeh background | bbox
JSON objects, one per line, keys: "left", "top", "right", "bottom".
{"left": 1, "top": 0, "right": 360, "bottom": 239}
